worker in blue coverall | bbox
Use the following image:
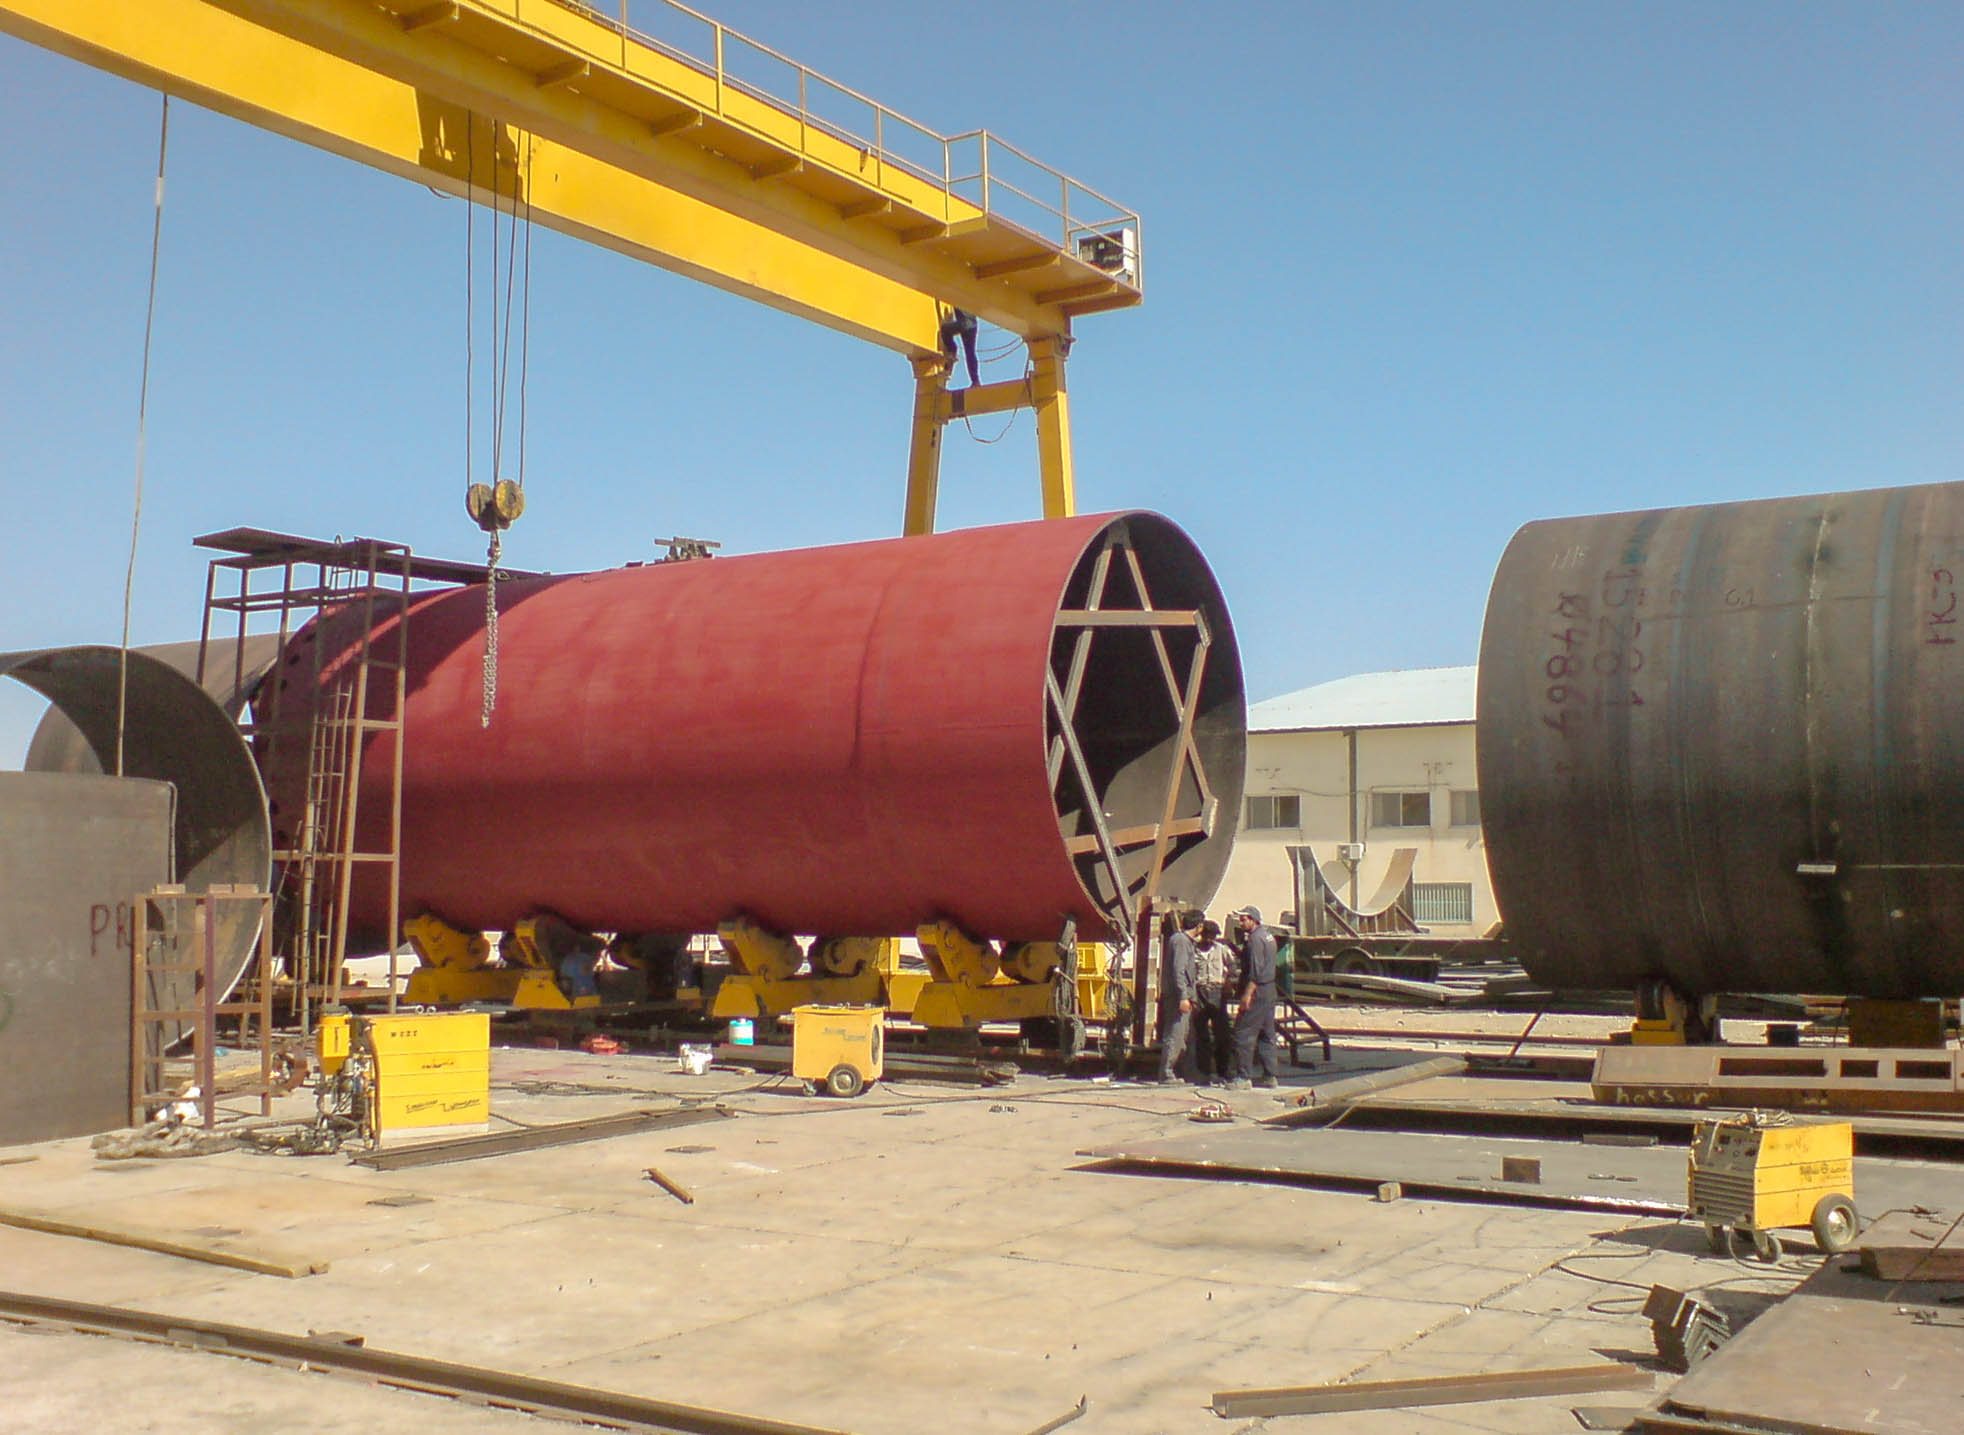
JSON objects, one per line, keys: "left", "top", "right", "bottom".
{"left": 1154, "top": 909, "right": 1205, "bottom": 1083}
{"left": 1229, "top": 906, "right": 1281, "bottom": 1089}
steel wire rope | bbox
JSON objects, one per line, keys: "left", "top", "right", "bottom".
{"left": 478, "top": 130, "right": 536, "bottom": 728}
{"left": 116, "top": 95, "right": 171, "bottom": 777}
{"left": 462, "top": 113, "right": 501, "bottom": 727}
{"left": 490, "top": 133, "right": 519, "bottom": 483}
{"left": 465, "top": 110, "right": 474, "bottom": 508}
{"left": 518, "top": 138, "right": 534, "bottom": 488}
{"left": 488, "top": 122, "right": 501, "bottom": 482}
{"left": 483, "top": 123, "right": 506, "bottom": 728}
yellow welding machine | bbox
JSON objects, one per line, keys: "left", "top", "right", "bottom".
{"left": 791, "top": 1004, "right": 884, "bottom": 1098}
{"left": 1687, "top": 1113, "right": 1857, "bottom": 1261}
{"left": 318, "top": 1011, "right": 491, "bottom": 1132}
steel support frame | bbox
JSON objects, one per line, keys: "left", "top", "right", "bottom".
{"left": 1044, "top": 526, "right": 1217, "bottom": 936}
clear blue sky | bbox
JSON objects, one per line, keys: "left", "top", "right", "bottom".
{"left": 3, "top": 2, "right": 1960, "bottom": 763}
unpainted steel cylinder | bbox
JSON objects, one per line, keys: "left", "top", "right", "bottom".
{"left": 5, "top": 645, "right": 272, "bottom": 1012}
{"left": 260, "top": 512, "right": 1245, "bottom": 948}
{"left": 1478, "top": 481, "right": 1964, "bottom": 999}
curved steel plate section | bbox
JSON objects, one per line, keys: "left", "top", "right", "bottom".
{"left": 4, "top": 645, "right": 273, "bottom": 1005}
{"left": 261, "top": 513, "right": 1243, "bottom": 946}
{"left": 24, "top": 635, "right": 281, "bottom": 773}
{"left": 1478, "top": 481, "right": 1964, "bottom": 998}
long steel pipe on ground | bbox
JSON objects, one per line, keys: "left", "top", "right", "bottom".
{"left": 259, "top": 512, "right": 1245, "bottom": 949}
{"left": 1478, "top": 480, "right": 1964, "bottom": 999}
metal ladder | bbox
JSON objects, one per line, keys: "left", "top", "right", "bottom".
{"left": 198, "top": 536, "right": 412, "bottom": 1031}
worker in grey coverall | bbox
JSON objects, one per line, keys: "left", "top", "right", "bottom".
{"left": 1155, "top": 909, "right": 1205, "bottom": 1083}
{"left": 1229, "top": 906, "right": 1281, "bottom": 1088}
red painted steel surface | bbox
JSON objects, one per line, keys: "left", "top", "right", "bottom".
{"left": 265, "top": 513, "right": 1233, "bottom": 945}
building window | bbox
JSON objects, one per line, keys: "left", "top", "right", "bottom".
{"left": 1245, "top": 794, "right": 1300, "bottom": 830}
{"left": 1450, "top": 790, "right": 1481, "bottom": 827}
{"left": 1370, "top": 790, "right": 1431, "bottom": 828}
{"left": 1413, "top": 882, "right": 1474, "bottom": 924}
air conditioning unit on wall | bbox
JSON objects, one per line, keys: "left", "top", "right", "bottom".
{"left": 1337, "top": 842, "right": 1366, "bottom": 863}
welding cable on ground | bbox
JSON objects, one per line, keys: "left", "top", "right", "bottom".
{"left": 116, "top": 93, "right": 171, "bottom": 778}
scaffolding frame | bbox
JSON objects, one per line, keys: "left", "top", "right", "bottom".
{"left": 196, "top": 532, "right": 413, "bottom": 1028}
{"left": 130, "top": 885, "right": 277, "bottom": 1129}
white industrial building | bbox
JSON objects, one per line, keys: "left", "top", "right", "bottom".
{"left": 1211, "top": 666, "right": 1496, "bottom": 935}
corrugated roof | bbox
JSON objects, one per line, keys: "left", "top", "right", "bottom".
{"left": 1248, "top": 665, "right": 1476, "bottom": 733}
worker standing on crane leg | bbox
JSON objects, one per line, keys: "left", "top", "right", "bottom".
{"left": 938, "top": 307, "right": 980, "bottom": 388}
{"left": 1229, "top": 907, "right": 1280, "bottom": 1089}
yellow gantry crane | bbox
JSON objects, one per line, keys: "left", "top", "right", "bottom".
{"left": 2, "top": 0, "right": 1143, "bottom": 530}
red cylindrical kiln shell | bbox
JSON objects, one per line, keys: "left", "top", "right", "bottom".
{"left": 263, "top": 512, "right": 1244, "bottom": 947}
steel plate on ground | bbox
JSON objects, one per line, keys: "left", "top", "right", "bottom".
{"left": 1083, "top": 1125, "right": 1687, "bottom": 1213}
{"left": 1080, "top": 1126, "right": 1964, "bottom": 1219}
{"left": 1642, "top": 1258, "right": 1964, "bottom": 1435}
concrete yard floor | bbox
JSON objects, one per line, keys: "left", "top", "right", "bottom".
{"left": 0, "top": 1047, "right": 1841, "bottom": 1435}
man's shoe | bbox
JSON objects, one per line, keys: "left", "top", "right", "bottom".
{"left": 1227, "top": 1078, "right": 1253, "bottom": 1091}
{"left": 1253, "top": 1076, "right": 1278, "bottom": 1089}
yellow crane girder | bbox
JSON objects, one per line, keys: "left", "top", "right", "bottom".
{"left": 2, "top": 0, "right": 941, "bottom": 353}
{"left": 3, "top": 0, "right": 1144, "bottom": 528}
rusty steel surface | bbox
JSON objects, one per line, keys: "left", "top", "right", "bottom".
{"left": 0, "top": 773, "right": 171, "bottom": 1144}
{"left": 3, "top": 645, "right": 273, "bottom": 1012}
{"left": 261, "top": 513, "right": 1244, "bottom": 948}
{"left": 1479, "top": 481, "right": 1964, "bottom": 999}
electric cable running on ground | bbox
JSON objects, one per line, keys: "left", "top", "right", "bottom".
{"left": 116, "top": 95, "right": 171, "bottom": 777}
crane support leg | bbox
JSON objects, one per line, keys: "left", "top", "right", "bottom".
{"left": 903, "top": 354, "right": 952, "bottom": 537}
{"left": 1031, "top": 337, "right": 1076, "bottom": 521}
{"left": 902, "top": 337, "right": 1077, "bottom": 534}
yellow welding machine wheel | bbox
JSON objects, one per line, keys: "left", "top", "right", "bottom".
{"left": 1726, "top": 1227, "right": 1782, "bottom": 1264}
{"left": 825, "top": 1063, "right": 865, "bottom": 1099}
{"left": 1811, "top": 1194, "right": 1859, "bottom": 1254}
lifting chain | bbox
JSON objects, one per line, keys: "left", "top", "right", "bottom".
{"left": 481, "top": 528, "right": 501, "bottom": 728}
{"left": 467, "top": 479, "right": 525, "bottom": 729}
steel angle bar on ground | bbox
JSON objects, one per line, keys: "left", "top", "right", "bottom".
{"left": 351, "top": 1105, "right": 724, "bottom": 1170}
{"left": 1021, "top": 1396, "right": 1089, "bottom": 1435}
{"left": 0, "top": 1209, "right": 324, "bottom": 1279}
{"left": 1260, "top": 1056, "right": 1468, "bottom": 1124}
{"left": 1212, "top": 1363, "right": 1652, "bottom": 1418}
{"left": 0, "top": 1289, "right": 848, "bottom": 1435}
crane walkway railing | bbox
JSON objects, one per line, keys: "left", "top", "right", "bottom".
{"left": 520, "top": 0, "right": 1141, "bottom": 281}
